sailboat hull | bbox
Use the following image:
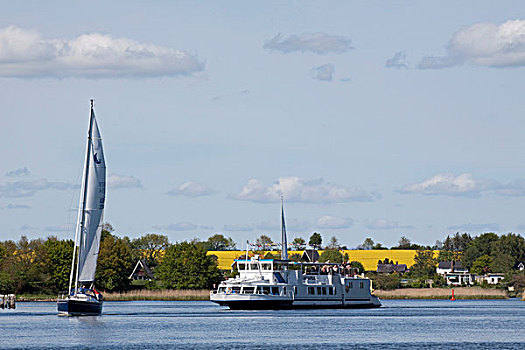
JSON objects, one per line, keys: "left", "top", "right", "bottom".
{"left": 57, "top": 297, "right": 103, "bottom": 316}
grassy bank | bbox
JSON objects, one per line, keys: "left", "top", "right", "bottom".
{"left": 374, "top": 287, "right": 507, "bottom": 299}
{"left": 103, "top": 289, "right": 210, "bottom": 301}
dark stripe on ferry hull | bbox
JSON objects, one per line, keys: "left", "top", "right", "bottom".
{"left": 213, "top": 299, "right": 380, "bottom": 310}
{"left": 57, "top": 299, "right": 103, "bottom": 316}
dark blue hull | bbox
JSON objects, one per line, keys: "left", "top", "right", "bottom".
{"left": 57, "top": 298, "right": 103, "bottom": 316}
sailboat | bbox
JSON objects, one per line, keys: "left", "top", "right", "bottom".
{"left": 57, "top": 100, "right": 106, "bottom": 316}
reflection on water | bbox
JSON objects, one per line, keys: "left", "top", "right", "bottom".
{"left": 1, "top": 299, "right": 524, "bottom": 349}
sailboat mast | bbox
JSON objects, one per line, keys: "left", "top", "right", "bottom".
{"left": 73, "top": 100, "right": 95, "bottom": 294}
{"left": 281, "top": 196, "right": 288, "bottom": 260}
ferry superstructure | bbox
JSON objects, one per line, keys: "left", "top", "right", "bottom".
{"left": 210, "top": 257, "right": 381, "bottom": 309}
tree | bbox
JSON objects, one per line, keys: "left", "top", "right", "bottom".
{"left": 397, "top": 236, "right": 411, "bottom": 249}
{"left": 292, "top": 237, "right": 306, "bottom": 250}
{"left": 443, "top": 232, "right": 472, "bottom": 252}
{"left": 204, "top": 234, "right": 236, "bottom": 251}
{"left": 471, "top": 255, "right": 493, "bottom": 275}
{"left": 368, "top": 273, "right": 400, "bottom": 290}
{"left": 327, "top": 236, "right": 340, "bottom": 250}
{"left": 156, "top": 241, "right": 222, "bottom": 289}
{"left": 437, "top": 250, "right": 461, "bottom": 262}
{"left": 319, "top": 249, "right": 343, "bottom": 263}
{"left": 409, "top": 250, "right": 437, "bottom": 279}
{"left": 362, "top": 237, "right": 375, "bottom": 250}
{"left": 349, "top": 261, "right": 365, "bottom": 274}
{"left": 490, "top": 252, "right": 514, "bottom": 273}
{"left": 96, "top": 234, "right": 135, "bottom": 292}
{"left": 44, "top": 237, "right": 74, "bottom": 293}
{"left": 462, "top": 232, "right": 499, "bottom": 268}
{"left": 309, "top": 232, "right": 322, "bottom": 249}
{"left": 255, "top": 235, "right": 274, "bottom": 250}
{"left": 131, "top": 233, "right": 170, "bottom": 267}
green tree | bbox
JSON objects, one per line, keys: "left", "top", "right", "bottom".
{"left": 409, "top": 250, "right": 437, "bottom": 279}
{"left": 319, "top": 249, "right": 343, "bottom": 263}
{"left": 255, "top": 235, "right": 274, "bottom": 250}
{"left": 368, "top": 273, "right": 400, "bottom": 290}
{"left": 471, "top": 255, "right": 493, "bottom": 275}
{"left": 131, "top": 233, "right": 170, "bottom": 267}
{"left": 156, "top": 241, "right": 222, "bottom": 289}
{"left": 437, "top": 250, "right": 461, "bottom": 262}
{"left": 362, "top": 237, "right": 375, "bottom": 250}
{"left": 491, "top": 233, "right": 525, "bottom": 268}
{"left": 349, "top": 261, "right": 365, "bottom": 274}
{"left": 96, "top": 234, "right": 134, "bottom": 292}
{"left": 309, "top": 232, "right": 322, "bottom": 249}
{"left": 327, "top": 236, "right": 340, "bottom": 249}
{"left": 490, "top": 252, "right": 514, "bottom": 273}
{"left": 204, "top": 234, "right": 236, "bottom": 251}
{"left": 462, "top": 232, "right": 499, "bottom": 268}
{"left": 44, "top": 237, "right": 74, "bottom": 292}
{"left": 292, "top": 237, "right": 306, "bottom": 250}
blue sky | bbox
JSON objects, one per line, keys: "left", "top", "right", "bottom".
{"left": 1, "top": 1, "right": 525, "bottom": 248}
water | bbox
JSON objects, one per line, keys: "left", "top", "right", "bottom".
{"left": 1, "top": 299, "right": 524, "bottom": 349}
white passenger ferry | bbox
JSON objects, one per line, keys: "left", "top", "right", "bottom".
{"left": 210, "top": 257, "right": 381, "bottom": 309}
{"left": 210, "top": 197, "right": 381, "bottom": 309}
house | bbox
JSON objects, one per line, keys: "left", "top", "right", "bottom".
{"left": 376, "top": 263, "right": 407, "bottom": 274}
{"left": 301, "top": 249, "right": 320, "bottom": 263}
{"left": 444, "top": 273, "right": 475, "bottom": 286}
{"left": 478, "top": 273, "right": 505, "bottom": 285}
{"left": 436, "top": 261, "right": 468, "bottom": 275}
{"left": 129, "top": 259, "right": 155, "bottom": 281}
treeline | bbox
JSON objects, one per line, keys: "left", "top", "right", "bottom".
{"left": 0, "top": 225, "right": 236, "bottom": 295}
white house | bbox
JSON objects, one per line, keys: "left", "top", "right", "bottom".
{"left": 436, "top": 261, "right": 468, "bottom": 275}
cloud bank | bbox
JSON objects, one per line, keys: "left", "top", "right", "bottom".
{"left": 232, "top": 177, "right": 380, "bottom": 203}
{"left": 0, "top": 26, "right": 204, "bottom": 78}
{"left": 418, "top": 19, "right": 525, "bottom": 69}
{"left": 385, "top": 51, "right": 408, "bottom": 69}
{"left": 366, "top": 219, "right": 415, "bottom": 230}
{"left": 400, "top": 173, "right": 525, "bottom": 197}
{"left": 6, "top": 167, "right": 30, "bottom": 177}
{"left": 108, "top": 174, "right": 142, "bottom": 189}
{"left": 0, "top": 178, "right": 75, "bottom": 198}
{"left": 154, "top": 222, "right": 198, "bottom": 231}
{"left": 167, "top": 181, "right": 214, "bottom": 197}
{"left": 263, "top": 32, "right": 353, "bottom": 54}
{"left": 315, "top": 215, "right": 353, "bottom": 229}
{"left": 447, "top": 222, "right": 500, "bottom": 232}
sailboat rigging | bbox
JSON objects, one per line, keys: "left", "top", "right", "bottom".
{"left": 57, "top": 100, "right": 106, "bottom": 316}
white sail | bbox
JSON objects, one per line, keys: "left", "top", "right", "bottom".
{"left": 281, "top": 197, "right": 288, "bottom": 260}
{"left": 77, "top": 107, "right": 106, "bottom": 283}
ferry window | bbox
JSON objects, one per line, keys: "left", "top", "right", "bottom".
{"left": 272, "top": 287, "right": 279, "bottom": 295}
{"left": 349, "top": 282, "right": 353, "bottom": 289}
{"left": 243, "top": 287, "right": 255, "bottom": 294}
{"left": 262, "top": 286, "right": 271, "bottom": 294}
{"left": 328, "top": 287, "right": 334, "bottom": 295}
{"left": 360, "top": 282, "right": 364, "bottom": 289}
{"left": 261, "top": 263, "right": 271, "bottom": 270}
{"left": 283, "top": 287, "right": 287, "bottom": 294}
{"left": 322, "top": 287, "right": 327, "bottom": 295}
{"left": 308, "top": 287, "right": 315, "bottom": 295}
{"left": 250, "top": 263, "right": 258, "bottom": 270}
{"left": 232, "top": 287, "right": 241, "bottom": 294}
{"left": 294, "top": 286, "right": 297, "bottom": 295}
{"left": 238, "top": 263, "right": 245, "bottom": 270}
{"left": 218, "top": 287, "right": 226, "bottom": 293}
{"left": 317, "top": 287, "right": 322, "bottom": 295}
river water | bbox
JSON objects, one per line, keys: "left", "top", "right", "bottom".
{"left": 1, "top": 299, "right": 524, "bottom": 349}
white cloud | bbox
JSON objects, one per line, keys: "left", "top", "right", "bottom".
{"left": 366, "top": 219, "right": 415, "bottom": 230}
{"left": 447, "top": 223, "right": 499, "bottom": 232}
{"left": 385, "top": 51, "right": 408, "bottom": 69}
{"left": 400, "top": 173, "right": 525, "bottom": 197}
{"left": 233, "top": 177, "right": 380, "bottom": 204}
{"left": 315, "top": 215, "right": 353, "bottom": 229}
{"left": 263, "top": 32, "right": 353, "bottom": 54}
{"left": 0, "top": 26, "right": 204, "bottom": 78}
{"left": 154, "top": 222, "right": 198, "bottom": 231}
{"left": 223, "top": 224, "right": 254, "bottom": 232}
{"left": 167, "top": 181, "right": 214, "bottom": 197}
{"left": 4, "top": 204, "right": 31, "bottom": 210}
{"left": 418, "top": 19, "right": 525, "bottom": 69}
{"left": 0, "top": 178, "right": 75, "bottom": 198}
{"left": 312, "top": 63, "right": 334, "bottom": 81}
{"left": 254, "top": 219, "right": 311, "bottom": 232}
{"left": 45, "top": 224, "right": 71, "bottom": 232}
{"left": 6, "top": 167, "right": 30, "bottom": 177}
{"left": 400, "top": 173, "right": 486, "bottom": 197}
{"left": 108, "top": 174, "right": 142, "bottom": 189}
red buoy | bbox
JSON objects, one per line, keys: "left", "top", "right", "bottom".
{"left": 450, "top": 288, "right": 455, "bottom": 301}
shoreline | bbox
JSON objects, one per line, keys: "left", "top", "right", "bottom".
{"left": 15, "top": 287, "right": 517, "bottom": 301}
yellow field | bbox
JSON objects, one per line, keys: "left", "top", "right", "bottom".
{"left": 207, "top": 250, "right": 437, "bottom": 271}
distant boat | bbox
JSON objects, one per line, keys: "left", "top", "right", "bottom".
{"left": 57, "top": 100, "right": 106, "bottom": 316}
{"left": 210, "top": 198, "right": 381, "bottom": 309}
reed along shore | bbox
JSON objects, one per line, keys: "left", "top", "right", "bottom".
{"left": 374, "top": 287, "right": 507, "bottom": 299}
{"left": 103, "top": 289, "right": 210, "bottom": 301}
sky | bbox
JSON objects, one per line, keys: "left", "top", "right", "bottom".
{"left": 1, "top": 1, "right": 525, "bottom": 248}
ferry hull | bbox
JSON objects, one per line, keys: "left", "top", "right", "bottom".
{"left": 57, "top": 298, "right": 103, "bottom": 316}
